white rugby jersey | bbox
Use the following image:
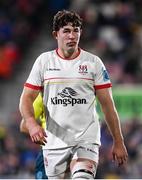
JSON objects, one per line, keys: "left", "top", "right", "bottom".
{"left": 25, "top": 48, "right": 112, "bottom": 149}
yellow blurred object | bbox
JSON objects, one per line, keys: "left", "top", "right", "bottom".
{"left": 104, "top": 173, "right": 121, "bottom": 179}
{"left": 33, "top": 93, "right": 46, "bottom": 129}
{"left": 0, "top": 126, "right": 6, "bottom": 138}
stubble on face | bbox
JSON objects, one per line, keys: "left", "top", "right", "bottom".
{"left": 57, "top": 24, "right": 81, "bottom": 58}
{"left": 66, "top": 46, "right": 76, "bottom": 54}
{"left": 62, "top": 44, "right": 78, "bottom": 58}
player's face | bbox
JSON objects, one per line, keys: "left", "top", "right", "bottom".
{"left": 55, "top": 23, "right": 81, "bottom": 55}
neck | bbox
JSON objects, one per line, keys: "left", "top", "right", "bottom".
{"left": 57, "top": 48, "right": 80, "bottom": 60}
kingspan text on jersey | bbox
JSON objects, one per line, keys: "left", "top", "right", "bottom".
{"left": 51, "top": 97, "right": 87, "bottom": 106}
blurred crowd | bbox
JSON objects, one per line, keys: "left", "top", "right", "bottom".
{"left": 0, "top": 0, "right": 48, "bottom": 79}
{"left": 0, "top": 112, "right": 39, "bottom": 178}
{"left": 0, "top": 0, "right": 142, "bottom": 83}
{"left": 0, "top": 0, "right": 142, "bottom": 178}
{"left": 97, "top": 118, "right": 142, "bottom": 179}
{"left": 0, "top": 114, "right": 142, "bottom": 178}
{"left": 70, "top": 0, "right": 142, "bottom": 84}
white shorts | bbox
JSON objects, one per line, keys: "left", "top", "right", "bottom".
{"left": 43, "top": 142, "right": 99, "bottom": 179}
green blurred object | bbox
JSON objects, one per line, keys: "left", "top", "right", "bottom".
{"left": 97, "top": 85, "right": 142, "bottom": 121}
{"left": 0, "top": 126, "right": 6, "bottom": 138}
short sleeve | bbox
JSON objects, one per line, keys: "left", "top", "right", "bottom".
{"left": 94, "top": 56, "right": 112, "bottom": 90}
{"left": 24, "top": 54, "right": 44, "bottom": 90}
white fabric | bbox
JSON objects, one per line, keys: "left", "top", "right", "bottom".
{"left": 25, "top": 49, "right": 112, "bottom": 149}
{"left": 42, "top": 142, "right": 99, "bottom": 178}
{"left": 72, "top": 171, "right": 94, "bottom": 179}
{"left": 71, "top": 161, "right": 97, "bottom": 179}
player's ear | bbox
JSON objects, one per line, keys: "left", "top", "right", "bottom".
{"left": 52, "top": 31, "right": 58, "bottom": 39}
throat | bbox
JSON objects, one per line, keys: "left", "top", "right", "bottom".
{"left": 64, "top": 49, "right": 75, "bottom": 58}
{"left": 57, "top": 48, "right": 80, "bottom": 60}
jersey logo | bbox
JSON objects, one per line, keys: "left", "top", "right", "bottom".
{"left": 51, "top": 87, "right": 87, "bottom": 107}
{"left": 102, "top": 68, "right": 110, "bottom": 81}
{"left": 58, "top": 87, "right": 78, "bottom": 99}
{"left": 78, "top": 65, "right": 88, "bottom": 74}
{"left": 46, "top": 68, "right": 61, "bottom": 71}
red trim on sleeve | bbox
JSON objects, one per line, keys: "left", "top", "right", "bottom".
{"left": 24, "top": 83, "right": 43, "bottom": 90}
{"left": 94, "top": 83, "right": 112, "bottom": 90}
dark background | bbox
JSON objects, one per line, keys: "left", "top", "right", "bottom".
{"left": 0, "top": 0, "right": 142, "bottom": 178}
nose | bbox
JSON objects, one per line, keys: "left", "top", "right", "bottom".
{"left": 69, "top": 32, "right": 75, "bottom": 39}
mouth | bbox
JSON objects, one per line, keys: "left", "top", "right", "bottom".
{"left": 67, "top": 42, "right": 76, "bottom": 47}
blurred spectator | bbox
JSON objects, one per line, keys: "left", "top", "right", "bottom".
{"left": 0, "top": 0, "right": 49, "bottom": 79}
{"left": 73, "top": 0, "right": 142, "bottom": 84}
{"left": 0, "top": 112, "right": 39, "bottom": 178}
{"left": 0, "top": 13, "right": 13, "bottom": 42}
{"left": 0, "top": 41, "right": 20, "bottom": 79}
{"left": 96, "top": 118, "right": 142, "bottom": 179}
{"left": 0, "top": 0, "right": 142, "bottom": 83}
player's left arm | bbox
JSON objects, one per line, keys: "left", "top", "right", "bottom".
{"left": 96, "top": 87, "right": 128, "bottom": 166}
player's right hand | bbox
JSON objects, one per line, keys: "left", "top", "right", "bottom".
{"left": 26, "top": 120, "right": 47, "bottom": 145}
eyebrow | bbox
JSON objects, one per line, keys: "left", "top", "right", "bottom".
{"left": 63, "top": 27, "right": 79, "bottom": 30}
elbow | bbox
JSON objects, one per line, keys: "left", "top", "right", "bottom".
{"left": 19, "top": 94, "right": 23, "bottom": 116}
{"left": 20, "top": 122, "right": 24, "bottom": 133}
{"left": 20, "top": 119, "right": 28, "bottom": 133}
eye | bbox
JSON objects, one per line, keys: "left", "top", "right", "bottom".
{"left": 63, "top": 29, "right": 70, "bottom": 33}
{"left": 74, "top": 28, "right": 79, "bottom": 32}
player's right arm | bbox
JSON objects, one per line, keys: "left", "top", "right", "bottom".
{"left": 19, "top": 87, "right": 47, "bottom": 145}
{"left": 20, "top": 118, "right": 28, "bottom": 133}
{"left": 20, "top": 93, "right": 45, "bottom": 133}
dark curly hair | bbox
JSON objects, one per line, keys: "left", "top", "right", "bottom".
{"left": 53, "top": 10, "right": 83, "bottom": 31}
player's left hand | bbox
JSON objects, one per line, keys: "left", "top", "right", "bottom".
{"left": 112, "top": 140, "right": 128, "bottom": 167}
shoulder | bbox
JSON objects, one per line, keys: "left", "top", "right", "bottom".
{"left": 38, "top": 50, "right": 55, "bottom": 60}
{"left": 81, "top": 49, "right": 102, "bottom": 63}
{"left": 35, "top": 50, "right": 56, "bottom": 68}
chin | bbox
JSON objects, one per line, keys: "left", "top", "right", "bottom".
{"left": 67, "top": 47, "right": 75, "bottom": 54}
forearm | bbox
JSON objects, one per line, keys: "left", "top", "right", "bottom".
{"left": 20, "top": 119, "right": 29, "bottom": 133}
{"left": 20, "top": 96, "right": 34, "bottom": 120}
{"left": 102, "top": 104, "right": 124, "bottom": 143}
{"left": 96, "top": 87, "right": 128, "bottom": 166}
{"left": 96, "top": 88, "right": 124, "bottom": 143}
{"left": 19, "top": 88, "right": 39, "bottom": 130}
{"left": 21, "top": 104, "right": 33, "bottom": 120}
